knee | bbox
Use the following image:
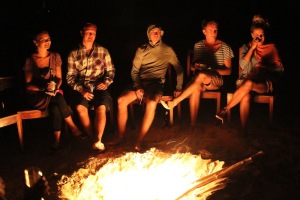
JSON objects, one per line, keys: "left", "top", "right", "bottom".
{"left": 146, "top": 101, "right": 157, "bottom": 110}
{"left": 96, "top": 105, "right": 106, "bottom": 113}
{"left": 76, "top": 105, "right": 88, "bottom": 113}
{"left": 240, "top": 94, "right": 251, "bottom": 105}
{"left": 117, "top": 95, "right": 131, "bottom": 109}
{"left": 242, "top": 80, "right": 253, "bottom": 90}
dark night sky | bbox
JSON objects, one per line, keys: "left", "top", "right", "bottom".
{"left": 1, "top": 0, "right": 299, "bottom": 95}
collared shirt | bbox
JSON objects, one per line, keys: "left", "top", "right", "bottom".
{"left": 66, "top": 42, "right": 115, "bottom": 92}
{"left": 131, "top": 41, "right": 183, "bottom": 90}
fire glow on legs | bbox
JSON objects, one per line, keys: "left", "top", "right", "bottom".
{"left": 57, "top": 148, "right": 227, "bottom": 200}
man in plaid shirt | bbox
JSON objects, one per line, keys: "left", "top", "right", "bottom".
{"left": 66, "top": 22, "right": 115, "bottom": 152}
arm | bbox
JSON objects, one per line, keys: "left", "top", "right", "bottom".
{"left": 131, "top": 48, "right": 143, "bottom": 89}
{"left": 96, "top": 49, "right": 115, "bottom": 90}
{"left": 216, "top": 43, "right": 234, "bottom": 76}
{"left": 216, "top": 58, "right": 232, "bottom": 76}
{"left": 53, "top": 53, "right": 62, "bottom": 89}
{"left": 66, "top": 51, "right": 84, "bottom": 92}
{"left": 24, "top": 58, "right": 43, "bottom": 91}
{"left": 169, "top": 48, "right": 183, "bottom": 91}
{"left": 103, "top": 49, "right": 115, "bottom": 87}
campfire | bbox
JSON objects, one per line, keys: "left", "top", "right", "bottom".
{"left": 57, "top": 148, "right": 263, "bottom": 199}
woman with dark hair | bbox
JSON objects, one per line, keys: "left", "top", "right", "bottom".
{"left": 215, "top": 15, "right": 284, "bottom": 135}
{"left": 23, "top": 30, "right": 85, "bottom": 152}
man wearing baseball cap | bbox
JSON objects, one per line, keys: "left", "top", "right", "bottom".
{"left": 109, "top": 24, "right": 183, "bottom": 151}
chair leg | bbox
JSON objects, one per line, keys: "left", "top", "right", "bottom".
{"left": 226, "top": 93, "right": 233, "bottom": 123}
{"left": 177, "top": 102, "right": 181, "bottom": 120}
{"left": 269, "top": 96, "right": 274, "bottom": 125}
{"left": 216, "top": 93, "right": 221, "bottom": 114}
{"left": 169, "top": 108, "right": 173, "bottom": 126}
{"left": 16, "top": 113, "right": 24, "bottom": 151}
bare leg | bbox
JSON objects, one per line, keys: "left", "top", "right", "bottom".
{"left": 135, "top": 99, "right": 158, "bottom": 151}
{"left": 216, "top": 80, "right": 268, "bottom": 123}
{"left": 76, "top": 105, "right": 93, "bottom": 137}
{"left": 53, "top": 131, "right": 61, "bottom": 148}
{"left": 108, "top": 91, "right": 137, "bottom": 145}
{"left": 189, "top": 89, "right": 201, "bottom": 127}
{"left": 94, "top": 105, "right": 106, "bottom": 143}
{"left": 167, "top": 73, "right": 209, "bottom": 109}
{"left": 239, "top": 94, "right": 251, "bottom": 129}
{"left": 227, "top": 80, "right": 267, "bottom": 109}
{"left": 64, "top": 116, "right": 82, "bottom": 137}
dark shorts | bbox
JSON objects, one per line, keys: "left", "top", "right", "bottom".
{"left": 125, "top": 79, "right": 164, "bottom": 101}
{"left": 71, "top": 90, "right": 113, "bottom": 112}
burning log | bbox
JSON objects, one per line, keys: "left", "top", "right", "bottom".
{"left": 176, "top": 150, "right": 265, "bottom": 199}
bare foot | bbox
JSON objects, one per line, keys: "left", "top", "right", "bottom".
{"left": 71, "top": 127, "right": 83, "bottom": 137}
{"left": 107, "top": 136, "right": 123, "bottom": 145}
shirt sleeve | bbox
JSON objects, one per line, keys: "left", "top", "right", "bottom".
{"left": 66, "top": 51, "right": 84, "bottom": 92}
{"left": 131, "top": 47, "right": 143, "bottom": 89}
{"left": 103, "top": 49, "right": 115, "bottom": 86}
{"left": 168, "top": 48, "right": 183, "bottom": 90}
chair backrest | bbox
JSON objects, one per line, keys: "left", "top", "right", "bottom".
{"left": 186, "top": 50, "right": 194, "bottom": 80}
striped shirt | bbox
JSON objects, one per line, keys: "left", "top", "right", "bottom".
{"left": 192, "top": 40, "right": 234, "bottom": 69}
{"left": 66, "top": 43, "right": 115, "bottom": 92}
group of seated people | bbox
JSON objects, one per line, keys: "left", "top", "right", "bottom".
{"left": 23, "top": 14, "right": 283, "bottom": 153}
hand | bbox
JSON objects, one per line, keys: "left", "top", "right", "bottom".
{"left": 250, "top": 39, "right": 259, "bottom": 50}
{"left": 95, "top": 82, "right": 108, "bottom": 90}
{"left": 46, "top": 82, "right": 56, "bottom": 92}
{"left": 255, "top": 62, "right": 263, "bottom": 68}
{"left": 173, "top": 90, "right": 182, "bottom": 97}
{"left": 82, "top": 90, "right": 94, "bottom": 101}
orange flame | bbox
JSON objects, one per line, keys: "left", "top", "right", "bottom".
{"left": 57, "top": 148, "right": 226, "bottom": 199}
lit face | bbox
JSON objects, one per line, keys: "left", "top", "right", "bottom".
{"left": 251, "top": 28, "right": 265, "bottom": 44}
{"left": 82, "top": 25, "right": 97, "bottom": 44}
{"left": 34, "top": 32, "right": 51, "bottom": 50}
{"left": 149, "top": 28, "right": 162, "bottom": 44}
{"left": 203, "top": 23, "right": 218, "bottom": 39}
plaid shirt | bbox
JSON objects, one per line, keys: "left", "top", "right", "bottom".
{"left": 66, "top": 42, "right": 115, "bottom": 92}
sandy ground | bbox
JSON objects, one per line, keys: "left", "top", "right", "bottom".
{"left": 1, "top": 89, "right": 300, "bottom": 200}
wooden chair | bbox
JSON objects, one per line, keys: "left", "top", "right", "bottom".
{"left": 226, "top": 47, "right": 275, "bottom": 125}
{"left": 16, "top": 105, "right": 114, "bottom": 151}
{"left": 16, "top": 110, "right": 49, "bottom": 150}
{"left": 0, "top": 114, "right": 18, "bottom": 128}
{"left": 129, "top": 66, "right": 179, "bottom": 129}
{"left": 226, "top": 93, "right": 274, "bottom": 124}
{"left": 178, "top": 50, "right": 222, "bottom": 119}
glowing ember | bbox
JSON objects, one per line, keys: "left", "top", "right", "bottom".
{"left": 57, "top": 148, "right": 226, "bottom": 200}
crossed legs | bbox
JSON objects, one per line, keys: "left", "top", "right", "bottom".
{"left": 217, "top": 80, "right": 269, "bottom": 129}
{"left": 167, "top": 73, "right": 211, "bottom": 127}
